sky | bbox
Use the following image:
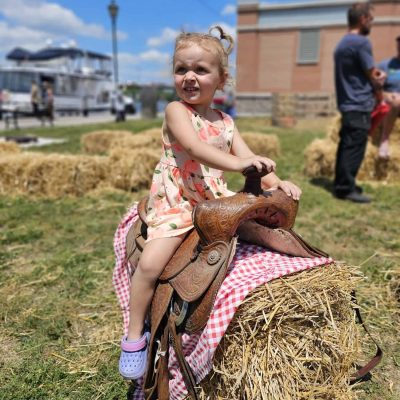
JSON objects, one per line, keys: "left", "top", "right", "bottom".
{"left": 0, "top": 0, "right": 319, "bottom": 85}
{"left": 0, "top": 0, "right": 239, "bottom": 85}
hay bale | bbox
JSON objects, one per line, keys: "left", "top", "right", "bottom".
{"left": 305, "top": 115, "right": 400, "bottom": 183}
{"left": 0, "top": 141, "right": 21, "bottom": 154}
{"left": 389, "top": 266, "right": 400, "bottom": 302}
{"left": 108, "top": 148, "right": 160, "bottom": 191}
{"left": 388, "top": 119, "right": 400, "bottom": 145}
{"left": 110, "top": 128, "right": 162, "bottom": 152}
{"left": 241, "top": 132, "right": 280, "bottom": 158}
{"left": 200, "top": 263, "right": 360, "bottom": 400}
{"left": 0, "top": 153, "right": 109, "bottom": 197}
{"left": 358, "top": 143, "right": 400, "bottom": 181}
{"left": 326, "top": 114, "right": 341, "bottom": 143}
{"left": 81, "top": 130, "right": 133, "bottom": 154}
{"left": 304, "top": 138, "right": 337, "bottom": 178}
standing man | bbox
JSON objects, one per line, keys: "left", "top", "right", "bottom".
{"left": 377, "top": 36, "right": 400, "bottom": 159}
{"left": 334, "top": 2, "right": 385, "bottom": 203}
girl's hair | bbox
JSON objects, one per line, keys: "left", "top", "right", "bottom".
{"left": 173, "top": 26, "right": 234, "bottom": 77}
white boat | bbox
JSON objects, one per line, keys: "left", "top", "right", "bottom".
{"left": 0, "top": 46, "right": 115, "bottom": 116}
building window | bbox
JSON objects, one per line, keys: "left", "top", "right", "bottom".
{"left": 297, "top": 29, "right": 320, "bottom": 64}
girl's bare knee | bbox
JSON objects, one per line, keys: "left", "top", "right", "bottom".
{"left": 136, "top": 257, "right": 159, "bottom": 281}
{"left": 136, "top": 235, "right": 185, "bottom": 280}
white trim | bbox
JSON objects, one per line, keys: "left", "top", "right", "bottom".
{"left": 237, "top": 92, "right": 272, "bottom": 97}
{"left": 258, "top": 0, "right": 359, "bottom": 11}
{"left": 238, "top": 0, "right": 259, "bottom": 5}
{"left": 238, "top": 16, "right": 400, "bottom": 32}
{"left": 236, "top": 112, "right": 272, "bottom": 117}
{"left": 238, "top": 23, "right": 346, "bottom": 31}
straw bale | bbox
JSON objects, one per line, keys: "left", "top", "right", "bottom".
{"left": 384, "top": 119, "right": 400, "bottom": 145}
{"left": 0, "top": 153, "right": 109, "bottom": 197}
{"left": 304, "top": 138, "right": 337, "bottom": 178}
{"left": 200, "top": 263, "right": 360, "bottom": 400}
{"left": 305, "top": 115, "right": 400, "bottom": 182}
{"left": 389, "top": 266, "right": 400, "bottom": 302}
{"left": 241, "top": 132, "right": 280, "bottom": 158}
{"left": 327, "top": 114, "right": 341, "bottom": 143}
{"left": 109, "top": 128, "right": 162, "bottom": 152}
{"left": 358, "top": 143, "right": 400, "bottom": 181}
{"left": 0, "top": 141, "right": 21, "bottom": 154}
{"left": 81, "top": 130, "right": 133, "bottom": 154}
{"left": 138, "top": 127, "right": 163, "bottom": 140}
{"left": 108, "top": 147, "right": 160, "bottom": 191}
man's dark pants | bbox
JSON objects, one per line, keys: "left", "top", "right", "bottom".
{"left": 334, "top": 111, "right": 371, "bottom": 196}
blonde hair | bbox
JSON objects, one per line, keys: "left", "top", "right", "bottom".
{"left": 173, "top": 26, "right": 234, "bottom": 78}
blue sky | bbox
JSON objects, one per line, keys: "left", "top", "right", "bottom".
{"left": 0, "top": 0, "right": 316, "bottom": 84}
{"left": 0, "top": 0, "right": 239, "bottom": 84}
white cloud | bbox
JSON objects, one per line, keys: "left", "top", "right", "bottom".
{"left": 221, "top": 4, "right": 236, "bottom": 16}
{"left": 0, "top": 0, "right": 127, "bottom": 40}
{"left": 118, "top": 50, "right": 172, "bottom": 84}
{"left": 119, "top": 50, "right": 170, "bottom": 65}
{"left": 0, "top": 21, "right": 50, "bottom": 52}
{"left": 147, "top": 27, "right": 180, "bottom": 47}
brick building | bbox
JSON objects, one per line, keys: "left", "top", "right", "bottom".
{"left": 236, "top": 0, "right": 400, "bottom": 119}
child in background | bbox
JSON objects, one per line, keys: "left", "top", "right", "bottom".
{"left": 119, "top": 26, "right": 302, "bottom": 380}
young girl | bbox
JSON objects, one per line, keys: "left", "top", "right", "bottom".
{"left": 119, "top": 26, "right": 302, "bottom": 380}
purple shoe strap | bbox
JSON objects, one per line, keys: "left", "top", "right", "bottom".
{"left": 121, "top": 334, "right": 147, "bottom": 352}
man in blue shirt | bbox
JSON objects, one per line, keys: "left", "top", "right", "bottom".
{"left": 334, "top": 2, "right": 385, "bottom": 203}
{"left": 377, "top": 36, "right": 400, "bottom": 159}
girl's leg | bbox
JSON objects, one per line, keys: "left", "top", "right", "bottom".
{"left": 127, "top": 234, "right": 185, "bottom": 340}
{"left": 380, "top": 94, "right": 400, "bottom": 158}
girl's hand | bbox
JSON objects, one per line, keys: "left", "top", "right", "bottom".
{"left": 240, "top": 155, "right": 276, "bottom": 174}
{"left": 266, "top": 179, "right": 302, "bottom": 201}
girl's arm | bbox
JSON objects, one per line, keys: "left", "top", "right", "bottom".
{"left": 231, "top": 126, "right": 302, "bottom": 200}
{"left": 165, "top": 102, "right": 275, "bottom": 173}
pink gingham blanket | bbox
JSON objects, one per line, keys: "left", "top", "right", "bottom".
{"left": 113, "top": 204, "right": 332, "bottom": 399}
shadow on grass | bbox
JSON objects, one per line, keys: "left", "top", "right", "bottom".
{"left": 309, "top": 177, "right": 334, "bottom": 194}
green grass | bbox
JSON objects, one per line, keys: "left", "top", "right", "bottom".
{"left": 3, "top": 118, "right": 163, "bottom": 154}
{"left": 0, "top": 118, "right": 399, "bottom": 399}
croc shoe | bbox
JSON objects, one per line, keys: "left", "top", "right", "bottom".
{"left": 119, "top": 332, "right": 150, "bottom": 380}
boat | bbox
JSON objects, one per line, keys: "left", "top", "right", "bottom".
{"left": 0, "top": 46, "right": 115, "bottom": 116}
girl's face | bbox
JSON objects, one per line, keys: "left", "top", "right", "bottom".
{"left": 173, "top": 44, "right": 227, "bottom": 107}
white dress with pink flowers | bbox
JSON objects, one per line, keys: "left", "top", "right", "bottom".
{"left": 146, "top": 102, "right": 235, "bottom": 241}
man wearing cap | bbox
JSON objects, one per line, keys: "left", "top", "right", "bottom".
{"left": 333, "top": 2, "right": 385, "bottom": 203}
{"left": 377, "top": 36, "right": 400, "bottom": 159}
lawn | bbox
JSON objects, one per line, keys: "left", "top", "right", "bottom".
{"left": 0, "top": 117, "right": 399, "bottom": 399}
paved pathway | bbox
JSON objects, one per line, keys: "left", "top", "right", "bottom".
{"left": 0, "top": 111, "right": 142, "bottom": 131}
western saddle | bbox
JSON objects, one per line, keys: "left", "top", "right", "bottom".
{"left": 125, "top": 167, "right": 327, "bottom": 399}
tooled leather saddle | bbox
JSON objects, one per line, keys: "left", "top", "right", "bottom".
{"left": 125, "top": 167, "right": 327, "bottom": 399}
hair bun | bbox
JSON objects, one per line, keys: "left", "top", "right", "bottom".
{"left": 209, "top": 25, "right": 234, "bottom": 55}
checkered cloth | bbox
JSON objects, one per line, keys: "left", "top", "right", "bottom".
{"left": 113, "top": 204, "right": 332, "bottom": 399}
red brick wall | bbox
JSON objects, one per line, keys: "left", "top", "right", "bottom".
{"left": 237, "top": 2, "right": 400, "bottom": 94}
{"left": 258, "top": 31, "right": 295, "bottom": 92}
{"left": 236, "top": 32, "right": 260, "bottom": 92}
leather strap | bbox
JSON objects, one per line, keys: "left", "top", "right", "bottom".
{"left": 168, "top": 313, "right": 199, "bottom": 400}
{"left": 350, "top": 291, "right": 383, "bottom": 384}
{"left": 157, "top": 323, "right": 170, "bottom": 400}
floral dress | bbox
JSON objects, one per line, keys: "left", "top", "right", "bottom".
{"left": 146, "top": 102, "right": 235, "bottom": 241}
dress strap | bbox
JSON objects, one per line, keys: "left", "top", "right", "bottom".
{"left": 180, "top": 101, "right": 233, "bottom": 128}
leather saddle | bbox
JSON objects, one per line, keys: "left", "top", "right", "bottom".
{"left": 125, "top": 167, "right": 327, "bottom": 399}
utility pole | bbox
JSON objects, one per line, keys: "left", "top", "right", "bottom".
{"left": 108, "top": 0, "right": 119, "bottom": 88}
